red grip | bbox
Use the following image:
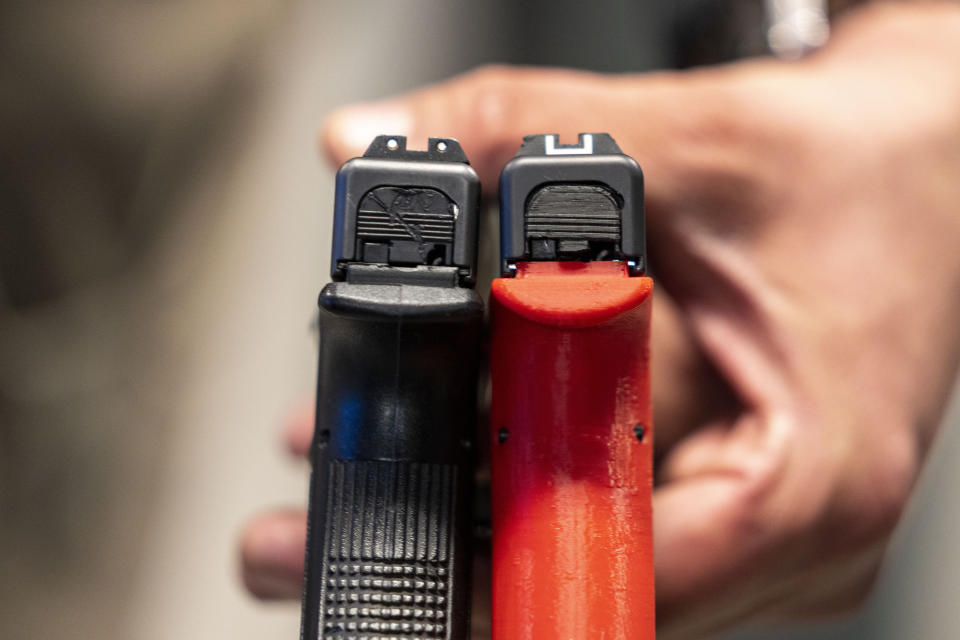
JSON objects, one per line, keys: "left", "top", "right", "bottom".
{"left": 489, "top": 261, "right": 654, "bottom": 640}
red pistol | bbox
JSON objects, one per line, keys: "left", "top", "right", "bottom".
{"left": 489, "top": 133, "right": 655, "bottom": 640}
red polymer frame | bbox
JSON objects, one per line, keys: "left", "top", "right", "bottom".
{"left": 489, "top": 260, "right": 655, "bottom": 640}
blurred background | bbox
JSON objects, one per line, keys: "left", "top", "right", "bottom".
{"left": 0, "top": 1, "right": 957, "bottom": 638}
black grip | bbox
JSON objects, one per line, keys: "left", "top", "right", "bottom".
{"left": 300, "top": 281, "right": 480, "bottom": 640}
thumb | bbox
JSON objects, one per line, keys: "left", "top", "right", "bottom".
{"left": 320, "top": 65, "right": 734, "bottom": 191}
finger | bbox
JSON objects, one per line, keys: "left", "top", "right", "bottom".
{"left": 284, "top": 401, "right": 314, "bottom": 459}
{"left": 239, "top": 510, "right": 307, "bottom": 600}
{"left": 653, "top": 406, "right": 838, "bottom": 638}
{"left": 651, "top": 288, "right": 739, "bottom": 458}
{"left": 320, "top": 64, "right": 759, "bottom": 196}
{"left": 321, "top": 66, "right": 616, "bottom": 187}
{"left": 654, "top": 423, "right": 792, "bottom": 637}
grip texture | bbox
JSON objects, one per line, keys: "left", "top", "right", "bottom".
{"left": 317, "top": 460, "right": 459, "bottom": 639}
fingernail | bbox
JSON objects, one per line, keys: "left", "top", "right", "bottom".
{"left": 323, "top": 100, "right": 412, "bottom": 160}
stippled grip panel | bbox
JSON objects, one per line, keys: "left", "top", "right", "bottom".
{"left": 316, "top": 460, "right": 461, "bottom": 640}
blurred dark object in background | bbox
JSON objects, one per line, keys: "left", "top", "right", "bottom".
{"left": 674, "top": 0, "right": 863, "bottom": 67}
{"left": 675, "top": 0, "right": 770, "bottom": 67}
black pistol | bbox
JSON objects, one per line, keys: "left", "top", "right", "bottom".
{"left": 300, "top": 135, "right": 481, "bottom": 640}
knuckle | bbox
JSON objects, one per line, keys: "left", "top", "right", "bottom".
{"left": 723, "top": 457, "right": 801, "bottom": 551}
{"left": 717, "top": 418, "right": 834, "bottom": 552}
{"left": 459, "top": 65, "right": 520, "bottom": 145}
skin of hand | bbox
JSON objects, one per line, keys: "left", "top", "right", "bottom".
{"left": 238, "top": 3, "right": 960, "bottom": 638}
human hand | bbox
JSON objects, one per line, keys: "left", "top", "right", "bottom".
{"left": 240, "top": 3, "right": 960, "bottom": 637}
